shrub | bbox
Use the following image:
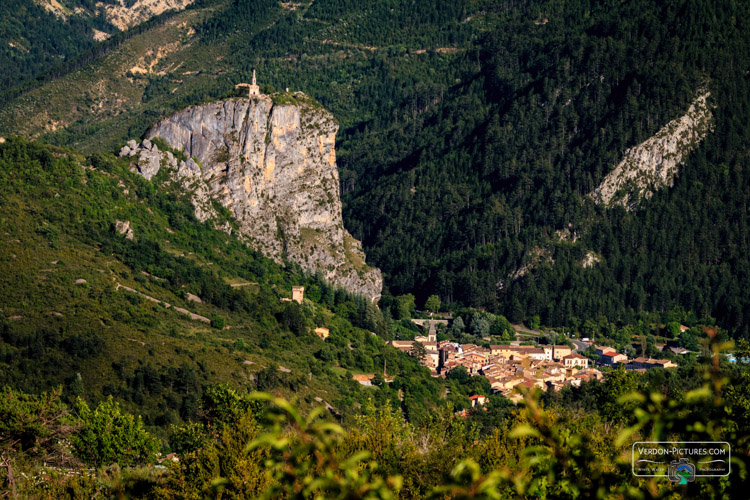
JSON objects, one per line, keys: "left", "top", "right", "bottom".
{"left": 210, "top": 315, "right": 226, "bottom": 329}
{"left": 72, "top": 396, "right": 160, "bottom": 467}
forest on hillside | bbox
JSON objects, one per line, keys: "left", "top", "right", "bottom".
{"left": 30, "top": 0, "right": 744, "bottom": 339}
{"left": 95, "top": 0, "right": 750, "bottom": 339}
{"left": 331, "top": 0, "right": 750, "bottom": 338}
{"left": 0, "top": 0, "right": 114, "bottom": 90}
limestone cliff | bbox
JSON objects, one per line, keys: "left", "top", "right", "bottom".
{"left": 591, "top": 89, "right": 713, "bottom": 209}
{"left": 120, "top": 93, "right": 382, "bottom": 301}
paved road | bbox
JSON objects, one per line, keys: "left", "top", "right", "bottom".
{"left": 510, "top": 324, "right": 594, "bottom": 351}
{"left": 512, "top": 324, "right": 545, "bottom": 336}
{"left": 571, "top": 339, "right": 591, "bottom": 352}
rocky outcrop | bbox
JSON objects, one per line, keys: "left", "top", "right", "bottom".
{"left": 124, "top": 139, "right": 217, "bottom": 222}
{"left": 115, "top": 219, "right": 135, "bottom": 240}
{"left": 96, "top": 0, "right": 194, "bottom": 31}
{"left": 121, "top": 93, "right": 382, "bottom": 301}
{"left": 591, "top": 90, "right": 713, "bottom": 209}
{"left": 580, "top": 251, "right": 600, "bottom": 269}
{"left": 34, "top": 0, "right": 70, "bottom": 19}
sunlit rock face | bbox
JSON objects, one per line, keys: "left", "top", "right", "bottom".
{"left": 124, "top": 94, "right": 382, "bottom": 301}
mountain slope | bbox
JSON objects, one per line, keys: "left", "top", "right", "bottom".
{"left": 98, "top": 0, "right": 196, "bottom": 31}
{"left": 340, "top": 0, "right": 750, "bottom": 335}
{"left": 0, "top": 6, "right": 218, "bottom": 146}
{"left": 2, "top": 0, "right": 750, "bottom": 337}
{"left": 0, "top": 0, "right": 111, "bottom": 89}
{"left": 0, "top": 137, "right": 442, "bottom": 429}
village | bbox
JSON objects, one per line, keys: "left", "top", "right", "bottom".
{"left": 285, "top": 286, "right": 680, "bottom": 404}
{"left": 387, "top": 319, "right": 678, "bottom": 403}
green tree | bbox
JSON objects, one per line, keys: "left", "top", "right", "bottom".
{"left": 665, "top": 321, "right": 681, "bottom": 338}
{"left": 409, "top": 341, "right": 427, "bottom": 364}
{"left": 211, "top": 314, "right": 226, "bottom": 329}
{"left": 306, "top": 283, "right": 322, "bottom": 303}
{"left": 469, "top": 313, "right": 490, "bottom": 338}
{"left": 201, "top": 384, "right": 262, "bottom": 427}
{"left": 446, "top": 366, "right": 470, "bottom": 384}
{"left": 72, "top": 397, "right": 159, "bottom": 467}
{"left": 425, "top": 295, "right": 441, "bottom": 314}
{"left": 281, "top": 302, "right": 307, "bottom": 335}
{"left": 529, "top": 315, "right": 541, "bottom": 330}
{"left": 396, "top": 294, "right": 416, "bottom": 319}
{"left": 0, "top": 387, "right": 75, "bottom": 461}
{"left": 449, "top": 316, "right": 465, "bottom": 337}
{"left": 244, "top": 393, "right": 401, "bottom": 499}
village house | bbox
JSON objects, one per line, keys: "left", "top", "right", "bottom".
{"left": 552, "top": 345, "right": 572, "bottom": 360}
{"left": 489, "top": 344, "right": 511, "bottom": 356}
{"left": 424, "top": 349, "right": 440, "bottom": 371}
{"left": 441, "top": 360, "right": 460, "bottom": 375}
{"left": 352, "top": 374, "right": 375, "bottom": 386}
{"left": 526, "top": 347, "right": 548, "bottom": 361}
{"left": 542, "top": 346, "right": 554, "bottom": 361}
{"left": 469, "top": 394, "right": 488, "bottom": 407}
{"left": 625, "top": 357, "right": 678, "bottom": 370}
{"left": 594, "top": 347, "right": 614, "bottom": 356}
{"left": 292, "top": 286, "right": 304, "bottom": 304}
{"left": 314, "top": 327, "right": 330, "bottom": 340}
{"left": 562, "top": 353, "right": 589, "bottom": 369}
{"left": 462, "top": 344, "right": 490, "bottom": 356}
{"left": 540, "top": 360, "right": 567, "bottom": 372}
{"left": 490, "top": 376, "right": 524, "bottom": 393}
{"left": 440, "top": 343, "right": 459, "bottom": 363}
{"left": 388, "top": 340, "right": 412, "bottom": 351}
{"left": 489, "top": 344, "right": 549, "bottom": 361}
{"left": 598, "top": 351, "right": 628, "bottom": 366}
{"left": 571, "top": 368, "right": 604, "bottom": 383}
{"left": 464, "top": 352, "right": 487, "bottom": 363}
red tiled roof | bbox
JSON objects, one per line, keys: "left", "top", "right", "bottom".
{"left": 600, "top": 351, "right": 623, "bottom": 358}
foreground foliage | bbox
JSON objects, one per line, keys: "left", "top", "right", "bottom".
{"left": 1, "top": 335, "right": 747, "bottom": 498}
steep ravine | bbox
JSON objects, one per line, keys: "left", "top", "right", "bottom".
{"left": 121, "top": 93, "right": 382, "bottom": 301}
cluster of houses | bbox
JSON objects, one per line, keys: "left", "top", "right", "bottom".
{"left": 291, "top": 284, "right": 682, "bottom": 400}
{"left": 387, "top": 322, "right": 679, "bottom": 402}
{"left": 388, "top": 328, "right": 603, "bottom": 402}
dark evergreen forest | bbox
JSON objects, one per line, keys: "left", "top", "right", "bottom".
{"left": 329, "top": 0, "right": 750, "bottom": 336}
{"left": 0, "top": 0, "right": 115, "bottom": 90}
